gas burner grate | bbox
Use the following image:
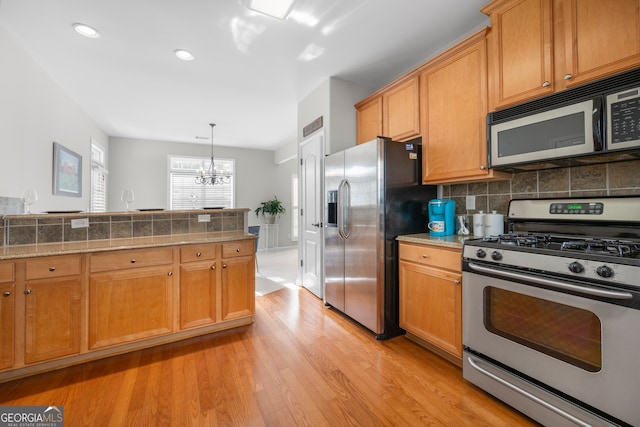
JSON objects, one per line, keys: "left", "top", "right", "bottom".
{"left": 482, "top": 233, "right": 552, "bottom": 247}
{"left": 560, "top": 239, "right": 640, "bottom": 258}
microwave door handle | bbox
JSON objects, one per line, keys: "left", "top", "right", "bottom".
{"left": 592, "top": 96, "right": 604, "bottom": 151}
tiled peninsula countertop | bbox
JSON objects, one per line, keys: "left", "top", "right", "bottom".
{"left": 397, "top": 233, "right": 469, "bottom": 249}
{"left": 0, "top": 231, "right": 256, "bottom": 260}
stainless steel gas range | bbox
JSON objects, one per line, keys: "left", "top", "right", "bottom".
{"left": 462, "top": 197, "right": 640, "bottom": 427}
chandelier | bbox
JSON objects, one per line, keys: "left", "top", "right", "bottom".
{"left": 195, "top": 123, "right": 232, "bottom": 185}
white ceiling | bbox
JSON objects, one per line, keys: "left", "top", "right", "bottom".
{"left": 0, "top": 0, "right": 489, "bottom": 150}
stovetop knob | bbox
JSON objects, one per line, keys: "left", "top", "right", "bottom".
{"left": 476, "top": 249, "right": 486, "bottom": 258}
{"left": 596, "top": 265, "right": 614, "bottom": 278}
{"left": 491, "top": 251, "right": 503, "bottom": 261}
{"left": 568, "top": 262, "right": 584, "bottom": 274}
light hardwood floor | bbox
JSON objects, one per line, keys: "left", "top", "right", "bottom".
{"left": 0, "top": 286, "right": 539, "bottom": 426}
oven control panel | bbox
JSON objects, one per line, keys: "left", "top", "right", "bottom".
{"left": 549, "top": 202, "right": 603, "bottom": 215}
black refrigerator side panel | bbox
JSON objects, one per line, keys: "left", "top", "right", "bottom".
{"left": 380, "top": 138, "right": 437, "bottom": 339}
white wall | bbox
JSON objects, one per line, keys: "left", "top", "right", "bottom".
{"left": 109, "top": 137, "right": 296, "bottom": 247}
{"left": 297, "top": 77, "right": 372, "bottom": 154}
{"left": 0, "top": 27, "right": 108, "bottom": 212}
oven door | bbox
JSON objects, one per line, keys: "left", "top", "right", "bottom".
{"left": 463, "top": 264, "right": 640, "bottom": 426}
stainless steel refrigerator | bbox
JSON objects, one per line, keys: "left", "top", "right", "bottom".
{"left": 324, "top": 137, "right": 437, "bottom": 340}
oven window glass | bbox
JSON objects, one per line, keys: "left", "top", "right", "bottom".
{"left": 497, "top": 112, "right": 585, "bottom": 157}
{"left": 483, "top": 287, "right": 602, "bottom": 372}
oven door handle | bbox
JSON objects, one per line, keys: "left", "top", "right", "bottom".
{"left": 466, "top": 356, "right": 595, "bottom": 427}
{"left": 468, "top": 262, "right": 633, "bottom": 300}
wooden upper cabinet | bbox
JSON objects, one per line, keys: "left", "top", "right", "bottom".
{"left": 355, "top": 96, "right": 382, "bottom": 145}
{"left": 483, "top": 0, "right": 554, "bottom": 109}
{"left": 421, "top": 30, "right": 508, "bottom": 184}
{"left": 382, "top": 77, "right": 420, "bottom": 141}
{"left": 484, "top": 0, "right": 640, "bottom": 110}
{"left": 560, "top": 0, "right": 640, "bottom": 88}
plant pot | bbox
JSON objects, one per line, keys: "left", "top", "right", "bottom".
{"left": 263, "top": 214, "right": 276, "bottom": 224}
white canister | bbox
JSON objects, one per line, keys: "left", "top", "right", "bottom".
{"left": 484, "top": 210, "right": 504, "bottom": 236}
{"left": 473, "top": 211, "right": 485, "bottom": 237}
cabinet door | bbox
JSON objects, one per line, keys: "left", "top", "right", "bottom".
{"left": 0, "top": 284, "right": 14, "bottom": 370}
{"left": 399, "top": 261, "right": 462, "bottom": 358}
{"left": 561, "top": 0, "right": 640, "bottom": 88}
{"left": 89, "top": 268, "right": 173, "bottom": 349}
{"left": 356, "top": 97, "right": 382, "bottom": 145}
{"left": 421, "top": 32, "right": 495, "bottom": 183}
{"left": 24, "top": 277, "right": 81, "bottom": 364}
{"left": 221, "top": 256, "right": 255, "bottom": 321}
{"left": 484, "top": 0, "right": 554, "bottom": 109}
{"left": 180, "top": 262, "right": 217, "bottom": 329}
{"left": 382, "top": 77, "right": 420, "bottom": 141}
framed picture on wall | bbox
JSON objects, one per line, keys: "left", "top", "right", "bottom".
{"left": 53, "top": 142, "right": 82, "bottom": 197}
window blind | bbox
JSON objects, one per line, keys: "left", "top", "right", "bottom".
{"left": 169, "top": 156, "right": 235, "bottom": 210}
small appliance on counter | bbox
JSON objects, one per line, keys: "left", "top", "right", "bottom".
{"left": 427, "top": 199, "right": 455, "bottom": 236}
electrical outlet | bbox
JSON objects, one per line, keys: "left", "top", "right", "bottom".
{"left": 71, "top": 218, "right": 89, "bottom": 228}
{"left": 466, "top": 195, "right": 476, "bottom": 210}
{"left": 198, "top": 214, "right": 211, "bottom": 223}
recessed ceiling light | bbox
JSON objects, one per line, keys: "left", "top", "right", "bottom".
{"left": 72, "top": 23, "right": 100, "bottom": 38}
{"left": 174, "top": 49, "right": 195, "bottom": 61}
{"left": 247, "top": 0, "right": 295, "bottom": 20}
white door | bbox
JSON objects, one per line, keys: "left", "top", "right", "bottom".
{"left": 299, "top": 131, "right": 324, "bottom": 298}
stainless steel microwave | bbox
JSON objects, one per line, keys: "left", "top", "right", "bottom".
{"left": 487, "top": 67, "right": 640, "bottom": 171}
{"left": 489, "top": 98, "right": 602, "bottom": 168}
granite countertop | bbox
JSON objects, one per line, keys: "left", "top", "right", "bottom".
{"left": 0, "top": 231, "right": 256, "bottom": 260}
{"left": 397, "top": 233, "right": 471, "bottom": 249}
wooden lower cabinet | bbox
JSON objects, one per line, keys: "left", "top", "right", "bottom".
{"left": 0, "top": 263, "right": 15, "bottom": 370}
{"left": 221, "top": 255, "right": 255, "bottom": 321}
{"left": 0, "top": 238, "right": 256, "bottom": 383}
{"left": 221, "top": 241, "right": 255, "bottom": 321}
{"left": 399, "top": 242, "right": 462, "bottom": 364}
{"left": 180, "top": 244, "right": 218, "bottom": 329}
{"left": 24, "top": 275, "right": 82, "bottom": 364}
{"left": 88, "top": 267, "right": 174, "bottom": 350}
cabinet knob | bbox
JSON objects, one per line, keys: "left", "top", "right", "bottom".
{"left": 3, "top": 291, "right": 10, "bottom": 297}
{"left": 422, "top": 254, "right": 429, "bottom": 259}
{"left": 564, "top": 74, "right": 573, "bottom": 80}
{"left": 24, "top": 289, "right": 31, "bottom": 295}
{"left": 479, "top": 165, "right": 486, "bottom": 170}
{"left": 131, "top": 259, "right": 137, "bottom": 264}
{"left": 542, "top": 81, "right": 550, "bottom": 87}
{"left": 167, "top": 271, "right": 173, "bottom": 277}
{"left": 222, "top": 264, "right": 228, "bottom": 268}
{"left": 196, "top": 252, "right": 202, "bottom": 257}
{"left": 454, "top": 279, "right": 461, "bottom": 285}
{"left": 236, "top": 248, "right": 241, "bottom": 252}
{"left": 49, "top": 266, "right": 56, "bottom": 272}
{"left": 211, "top": 265, "right": 216, "bottom": 270}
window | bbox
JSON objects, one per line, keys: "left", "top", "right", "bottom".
{"left": 291, "top": 173, "right": 298, "bottom": 241}
{"left": 169, "top": 156, "right": 235, "bottom": 209}
{"left": 90, "top": 141, "right": 107, "bottom": 212}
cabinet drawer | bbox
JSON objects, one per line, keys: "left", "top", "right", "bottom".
{"left": 222, "top": 240, "right": 255, "bottom": 258}
{"left": 399, "top": 243, "right": 461, "bottom": 271}
{"left": 90, "top": 247, "right": 173, "bottom": 273}
{"left": 26, "top": 255, "right": 82, "bottom": 280}
{"left": 0, "top": 263, "right": 13, "bottom": 283}
{"left": 180, "top": 244, "right": 217, "bottom": 263}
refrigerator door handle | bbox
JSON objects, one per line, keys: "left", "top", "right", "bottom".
{"left": 337, "top": 179, "right": 351, "bottom": 239}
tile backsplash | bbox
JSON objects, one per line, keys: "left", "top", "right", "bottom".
{"left": 443, "top": 159, "right": 640, "bottom": 216}
{"left": 1, "top": 209, "right": 248, "bottom": 246}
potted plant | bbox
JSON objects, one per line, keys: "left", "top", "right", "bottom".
{"left": 255, "top": 196, "right": 286, "bottom": 224}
